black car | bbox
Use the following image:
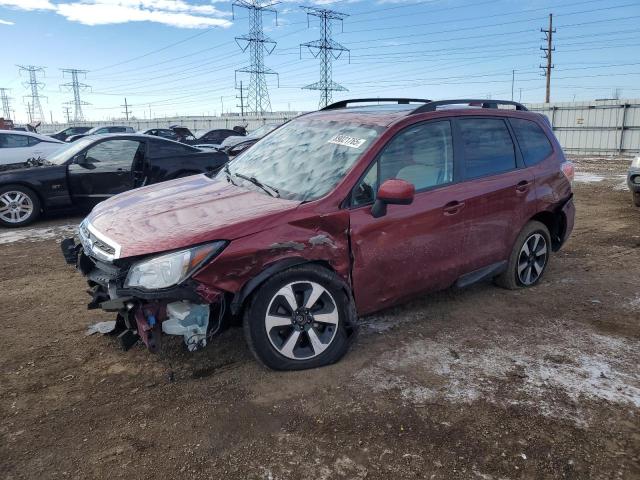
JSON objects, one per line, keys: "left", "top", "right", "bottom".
{"left": 0, "top": 134, "right": 228, "bottom": 227}
{"left": 49, "top": 126, "right": 92, "bottom": 142}
{"left": 169, "top": 126, "right": 245, "bottom": 145}
{"left": 67, "top": 125, "right": 135, "bottom": 142}
{"left": 142, "top": 128, "right": 179, "bottom": 141}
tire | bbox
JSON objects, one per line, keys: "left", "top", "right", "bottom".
{"left": 632, "top": 191, "right": 640, "bottom": 208}
{"left": 495, "top": 221, "right": 551, "bottom": 290}
{"left": 243, "top": 264, "right": 356, "bottom": 370}
{"left": 0, "top": 184, "right": 41, "bottom": 228}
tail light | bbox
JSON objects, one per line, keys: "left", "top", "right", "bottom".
{"left": 561, "top": 160, "right": 575, "bottom": 183}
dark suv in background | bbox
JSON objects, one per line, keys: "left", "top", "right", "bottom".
{"left": 63, "top": 98, "right": 575, "bottom": 370}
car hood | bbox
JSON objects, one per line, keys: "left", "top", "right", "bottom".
{"left": 87, "top": 175, "right": 302, "bottom": 259}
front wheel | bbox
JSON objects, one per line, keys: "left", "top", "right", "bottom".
{"left": 243, "top": 265, "right": 354, "bottom": 370}
{"left": 495, "top": 221, "right": 551, "bottom": 290}
{"left": 0, "top": 185, "right": 41, "bottom": 227}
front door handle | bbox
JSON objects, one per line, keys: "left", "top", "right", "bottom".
{"left": 443, "top": 200, "right": 465, "bottom": 216}
{"left": 516, "top": 180, "right": 532, "bottom": 193}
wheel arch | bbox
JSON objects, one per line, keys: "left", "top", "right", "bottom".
{"left": 529, "top": 209, "right": 564, "bottom": 252}
{"left": 230, "top": 257, "right": 346, "bottom": 316}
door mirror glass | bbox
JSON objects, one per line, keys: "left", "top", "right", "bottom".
{"left": 372, "top": 179, "right": 415, "bottom": 218}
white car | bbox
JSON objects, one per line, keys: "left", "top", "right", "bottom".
{"left": 0, "top": 131, "right": 65, "bottom": 167}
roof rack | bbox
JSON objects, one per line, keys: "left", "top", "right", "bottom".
{"left": 322, "top": 98, "right": 432, "bottom": 111}
{"left": 412, "top": 99, "right": 528, "bottom": 114}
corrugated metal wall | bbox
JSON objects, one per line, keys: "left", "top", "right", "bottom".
{"left": 527, "top": 99, "right": 640, "bottom": 156}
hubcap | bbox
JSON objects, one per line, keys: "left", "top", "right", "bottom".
{"left": 0, "top": 191, "right": 34, "bottom": 224}
{"left": 517, "top": 233, "right": 548, "bottom": 286}
{"left": 265, "top": 281, "right": 339, "bottom": 360}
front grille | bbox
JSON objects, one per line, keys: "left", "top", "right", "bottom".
{"left": 79, "top": 221, "right": 118, "bottom": 261}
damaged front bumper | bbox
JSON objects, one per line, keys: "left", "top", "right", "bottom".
{"left": 61, "top": 238, "right": 225, "bottom": 353}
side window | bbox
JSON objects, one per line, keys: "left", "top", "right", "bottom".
{"left": 352, "top": 163, "right": 378, "bottom": 207}
{"left": 27, "top": 136, "right": 41, "bottom": 146}
{"left": 458, "top": 118, "right": 516, "bottom": 179}
{"left": 2, "top": 134, "right": 30, "bottom": 148}
{"left": 110, "top": 127, "right": 126, "bottom": 133}
{"left": 351, "top": 121, "right": 454, "bottom": 206}
{"left": 149, "top": 139, "right": 194, "bottom": 157}
{"left": 84, "top": 140, "right": 142, "bottom": 165}
{"left": 510, "top": 118, "right": 553, "bottom": 166}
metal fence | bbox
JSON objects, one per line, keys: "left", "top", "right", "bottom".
{"left": 527, "top": 99, "right": 640, "bottom": 156}
{"left": 38, "top": 112, "right": 299, "bottom": 136}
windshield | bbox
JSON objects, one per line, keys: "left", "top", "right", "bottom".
{"left": 218, "top": 118, "right": 383, "bottom": 201}
{"left": 247, "top": 124, "right": 278, "bottom": 139}
{"left": 46, "top": 137, "right": 94, "bottom": 165}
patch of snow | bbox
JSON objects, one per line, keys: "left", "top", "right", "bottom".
{"left": 0, "top": 223, "right": 78, "bottom": 245}
{"left": 355, "top": 322, "right": 640, "bottom": 425}
{"left": 574, "top": 172, "right": 605, "bottom": 183}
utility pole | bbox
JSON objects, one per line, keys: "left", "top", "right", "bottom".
{"left": 121, "top": 98, "right": 130, "bottom": 120}
{"left": 26, "top": 102, "right": 33, "bottom": 123}
{"left": 236, "top": 80, "right": 245, "bottom": 117}
{"left": 60, "top": 68, "right": 90, "bottom": 122}
{"left": 0, "top": 88, "right": 12, "bottom": 119}
{"left": 63, "top": 106, "right": 72, "bottom": 123}
{"left": 300, "top": 6, "right": 349, "bottom": 109}
{"left": 220, "top": 96, "right": 224, "bottom": 116}
{"left": 511, "top": 70, "right": 515, "bottom": 101}
{"left": 540, "top": 13, "right": 555, "bottom": 103}
{"left": 233, "top": 1, "right": 279, "bottom": 115}
{"left": 18, "top": 65, "right": 46, "bottom": 123}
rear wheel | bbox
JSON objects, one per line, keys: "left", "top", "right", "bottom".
{"left": 495, "top": 221, "right": 551, "bottom": 290}
{"left": 632, "top": 191, "right": 640, "bottom": 207}
{"left": 243, "top": 265, "right": 354, "bottom": 370}
{"left": 0, "top": 185, "right": 41, "bottom": 228}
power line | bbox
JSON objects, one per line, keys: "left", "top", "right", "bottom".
{"left": 233, "top": 1, "right": 279, "bottom": 114}
{"left": 540, "top": 13, "right": 556, "bottom": 103}
{"left": 60, "top": 68, "right": 90, "bottom": 122}
{"left": 17, "top": 65, "right": 46, "bottom": 124}
{"left": 300, "top": 6, "right": 350, "bottom": 109}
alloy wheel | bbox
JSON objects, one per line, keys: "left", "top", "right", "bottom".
{"left": 517, "top": 233, "right": 548, "bottom": 286}
{"left": 0, "top": 191, "right": 34, "bottom": 224}
{"left": 265, "top": 281, "right": 339, "bottom": 360}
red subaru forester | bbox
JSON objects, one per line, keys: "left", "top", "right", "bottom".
{"left": 62, "top": 99, "right": 575, "bottom": 370}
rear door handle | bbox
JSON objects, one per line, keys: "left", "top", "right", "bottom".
{"left": 516, "top": 180, "right": 532, "bottom": 193}
{"left": 443, "top": 200, "right": 465, "bottom": 216}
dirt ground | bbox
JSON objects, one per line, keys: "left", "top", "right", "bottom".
{"left": 1, "top": 157, "right": 639, "bottom": 480}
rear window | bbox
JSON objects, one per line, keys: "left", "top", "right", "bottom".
{"left": 149, "top": 139, "right": 196, "bottom": 157}
{"left": 458, "top": 118, "right": 516, "bottom": 179}
{"left": 510, "top": 118, "right": 553, "bottom": 166}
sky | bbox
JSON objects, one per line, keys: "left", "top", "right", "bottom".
{"left": 0, "top": 0, "right": 639, "bottom": 123}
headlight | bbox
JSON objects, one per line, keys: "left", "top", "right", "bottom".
{"left": 631, "top": 157, "right": 640, "bottom": 168}
{"left": 125, "top": 241, "right": 227, "bottom": 290}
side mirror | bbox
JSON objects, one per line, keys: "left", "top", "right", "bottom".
{"left": 73, "top": 153, "right": 89, "bottom": 165}
{"left": 371, "top": 179, "right": 415, "bottom": 218}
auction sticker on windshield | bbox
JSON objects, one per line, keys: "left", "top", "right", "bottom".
{"left": 329, "top": 134, "right": 366, "bottom": 149}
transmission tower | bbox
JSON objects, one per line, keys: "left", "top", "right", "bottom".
{"left": 18, "top": 65, "right": 47, "bottom": 123}
{"left": 540, "top": 13, "right": 555, "bottom": 103}
{"left": 300, "top": 6, "right": 349, "bottom": 109}
{"left": 0, "top": 88, "right": 12, "bottom": 119}
{"left": 60, "top": 68, "right": 90, "bottom": 122}
{"left": 233, "top": 1, "right": 279, "bottom": 114}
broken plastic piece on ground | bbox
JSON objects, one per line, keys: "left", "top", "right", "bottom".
{"left": 85, "top": 320, "right": 117, "bottom": 336}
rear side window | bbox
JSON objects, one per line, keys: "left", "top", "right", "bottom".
{"left": 27, "top": 137, "right": 41, "bottom": 146}
{"left": 149, "top": 139, "right": 195, "bottom": 157}
{"left": 459, "top": 118, "right": 516, "bottom": 179}
{"left": 510, "top": 118, "right": 553, "bottom": 166}
{"left": 0, "top": 134, "right": 29, "bottom": 148}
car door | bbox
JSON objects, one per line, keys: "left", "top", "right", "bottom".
{"left": 67, "top": 138, "right": 145, "bottom": 207}
{"left": 452, "top": 117, "right": 537, "bottom": 276}
{"left": 349, "top": 120, "right": 470, "bottom": 314}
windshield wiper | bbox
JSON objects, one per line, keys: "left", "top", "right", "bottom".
{"left": 234, "top": 172, "right": 280, "bottom": 198}
{"left": 220, "top": 163, "right": 236, "bottom": 184}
